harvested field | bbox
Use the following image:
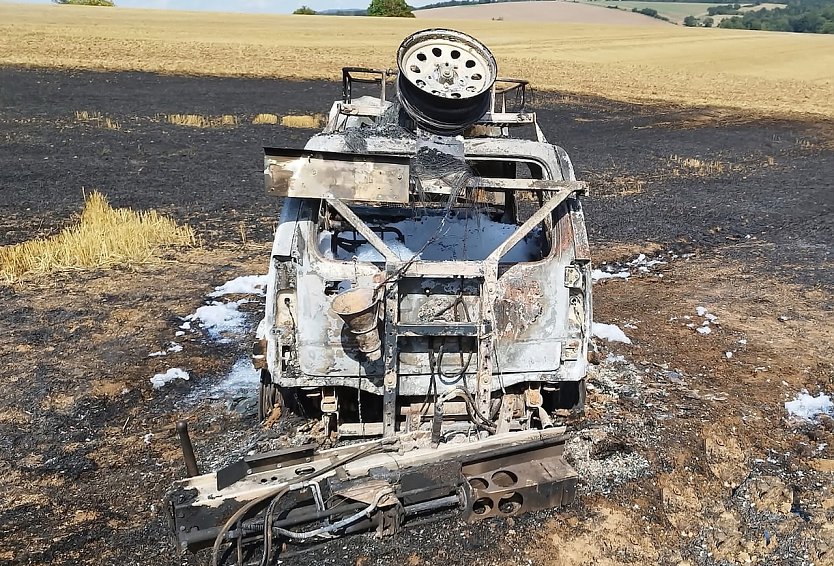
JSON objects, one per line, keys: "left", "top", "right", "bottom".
{"left": 415, "top": 0, "right": 669, "bottom": 25}
{"left": 1, "top": 66, "right": 833, "bottom": 565}
{"left": 0, "top": 191, "right": 195, "bottom": 284}
{"left": 280, "top": 114, "right": 325, "bottom": 129}
{"left": 2, "top": 4, "right": 834, "bottom": 119}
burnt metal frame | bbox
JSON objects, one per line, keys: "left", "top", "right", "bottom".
{"left": 325, "top": 186, "right": 578, "bottom": 437}
{"left": 342, "top": 67, "right": 394, "bottom": 104}
{"left": 340, "top": 66, "right": 529, "bottom": 114}
{"left": 167, "top": 428, "right": 575, "bottom": 553}
{"left": 265, "top": 158, "right": 589, "bottom": 400}
{"left": 490, "top": 78, "right": 530, "bottom": 113}
{"left": 336, "top": 71, "right": 537, "bottom": 131}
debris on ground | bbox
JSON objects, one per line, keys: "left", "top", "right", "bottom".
{"left": 785, "top": 391, "right": 834, "bottom": 422}
{"left": 592, "top": 322, "right": 632, "bottom": 344}
{"left": 150, "top": 367, "right": 190, "bottom": 388}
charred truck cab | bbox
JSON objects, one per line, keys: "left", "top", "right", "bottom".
{"left": 167, "top": 30, "right": 592, "bottom": 563}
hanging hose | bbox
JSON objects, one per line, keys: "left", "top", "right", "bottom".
{"left": 211, "top": 440, "right": 392, "bottom": 566}
{"left": 433, "top": 387, "right": 497, "bottom": 436}
{"left": 272, "top": 488, "right": 395, "bottom": 541}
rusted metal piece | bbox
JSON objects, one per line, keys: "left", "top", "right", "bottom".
{"left": 331, "top": 287, "right": 383, "bottom": 360}
{"left": 569, "top": 196, "right": 592, "bottom": 263}
{"left": 342, "top": 67, "right": 392, "bottom": 104}
{"left": 395, "top": 321, "right": 481, "bottom": 337}
{"left": 216, "top": 444, "right": 317, "bottom": 491}
{"left": 477, "top": 262, "right": 498, "bottom": 418}
{"left": 462, "top": 441, "right": 575, "bottom": 520}
{"left": 167, "top": 429, "right": 576, "bottom": 554}
{"left": 176, "top": 421, "right": 200, "bottom": 478}
{"left": 489, "top": 189, "right": 571, "bottom": 263}
{"left": 382, "top": 276, "right": 399, "bottom": 438}
{"left": 251, "top": 338, "right": 267, "bottom": 369}
{"left": 494, "top": 274, "right": 543, "bottom": 340}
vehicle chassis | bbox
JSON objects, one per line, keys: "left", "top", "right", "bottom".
{"left": 167, "top": 61, "right": 592, "bottom": 562}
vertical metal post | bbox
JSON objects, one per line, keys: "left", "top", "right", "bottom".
{"left": 476, "top": 267, "right": 497, "bottom": 421}
{"left": 381, "top": 275, "right": 399, "bottom": 437}
{"left": 176, "top": 421, "right": 200, "bottom": 477}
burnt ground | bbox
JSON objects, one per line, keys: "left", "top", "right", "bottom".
{"left": 0, "top": 67, "right": 833, "bottom": 566}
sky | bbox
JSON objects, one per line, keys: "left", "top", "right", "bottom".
{"left": 10, "top": 0, "right": 438, "bottom": 14}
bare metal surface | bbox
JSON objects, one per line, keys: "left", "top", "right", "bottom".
{"left": 265, "top": 150, "right": 410, "bottom": 204}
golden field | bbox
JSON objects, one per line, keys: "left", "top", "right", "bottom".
{"left": 1, "top": 4, "right": 833, "bottom": 118}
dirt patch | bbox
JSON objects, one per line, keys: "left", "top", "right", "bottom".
{"left": 533, "top": 506, "right": 661, "bottom": 565}
{"left": 704, "top": 424, "right": 749, "bottom": 488}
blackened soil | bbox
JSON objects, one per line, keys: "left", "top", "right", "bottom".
{"left": 1, "top": 67, "right": 833, "bottom": 566}
{"left": 1, "top": 67, "right": 832, "bottom": 285}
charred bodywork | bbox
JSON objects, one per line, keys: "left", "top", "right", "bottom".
{"left": 167, "top": 29, "right": 592, "bottom": 563}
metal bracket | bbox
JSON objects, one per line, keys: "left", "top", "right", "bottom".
{"left": 382, "top": 276, "right": 399, "bottom": 437}
{"left": 476, "top": 263, "right": 498, "bottom": 418}
{"left": 564, "top": 265, "right": 582, "bottom": 289}
{"left": 320, "top": 387, "right": 338, "bottom": 414}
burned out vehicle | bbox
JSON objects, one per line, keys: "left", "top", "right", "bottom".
{"left": 167, "top": 29, "right": 592, "bottom": 564}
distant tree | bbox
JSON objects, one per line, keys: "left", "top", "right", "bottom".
{"left": 707, "top": 3, "right": 741, "bottom": 16}
{"left": 719, "top": 16, "right": 745, "bottom": 28}
{"left": 703, "top": 16, "right": 715, "bottom": 26}
{"left": 683, "top": 15, "right": 700, "bottom": 26}
{"left": 52, "top": 0, "right": 115, "bottom": 5}
{"left": 632, "top": 7, "right": 659, "bottom": 17}
{"left": 293, "top": 5, "right": 317, "bottom": 14}
{"left": 367, "top": 0, "right": 415, "bottom": 17}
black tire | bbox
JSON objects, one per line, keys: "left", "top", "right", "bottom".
{"left": 397, "top": 73, "right": 492, "bottom": 134}
{"left": 257, "top": 369, "right": 281, "bottom": 421}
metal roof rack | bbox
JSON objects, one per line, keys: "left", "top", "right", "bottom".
{"left": 340, "top": 67, "right": 536, "bottom": 128}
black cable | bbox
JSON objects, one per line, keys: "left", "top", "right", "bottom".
{"left": 212, "top": 440, "right": 390, "bottom": 566}
{"left": 435, "top": 343, "right": 473, "bottom": 384}
{"left": 258, "top": 440, "right": 390, "bottom": 564}
{"left": 437, "top": 293, "right": 474, "bottom": 380}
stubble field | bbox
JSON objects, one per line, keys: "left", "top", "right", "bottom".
{"left": 1, "top": 3, "right": 834, "bottom": 119}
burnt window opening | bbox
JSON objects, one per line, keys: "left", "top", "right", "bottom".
{"left": 314, "top": 159, "right": 555, "bottom": 264}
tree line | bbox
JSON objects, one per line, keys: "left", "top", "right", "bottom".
{"left": 294, "top": 0, "right": 415, "bottom": 16}
{"left": 414, "top": 0, "right": 555, "bottom": 9}
{"left": 719, "top": 0, "right": 834, "bottom": 32}
{"left": 294, "top": 0, "right": 834, "bottom": 32}
{"left": 52, "top": 0, "right": 115, "bottom": 5}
